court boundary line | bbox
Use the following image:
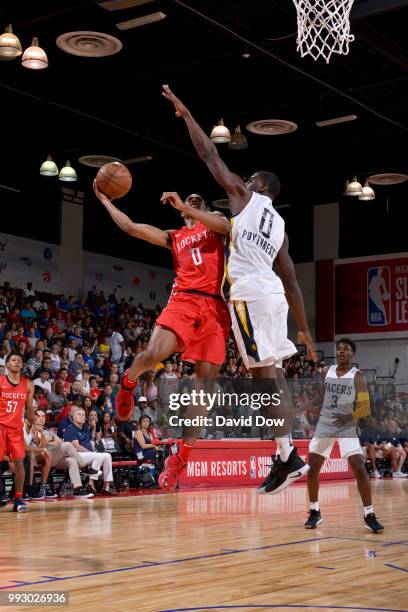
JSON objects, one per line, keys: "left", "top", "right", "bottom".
{"left": 0, "top": 535, "right": 402, "bottom": 592}
{"left": 156, "top": 606, "right": 408, "bottom": 612}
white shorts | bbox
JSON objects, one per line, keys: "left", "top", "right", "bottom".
{"left": 309, "top": 437, "right": 363, "bottom": 459}
{"left": 229, "top": 294, "right": 296, "bottom": 369}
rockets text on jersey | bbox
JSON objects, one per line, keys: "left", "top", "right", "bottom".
{"left": 170, "top": 221, "right": 225, "bottom": 295}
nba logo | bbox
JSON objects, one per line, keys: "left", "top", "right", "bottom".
{"left": 367, "top": 266, "right": 391, "bottom": 326}
{"left": 250, "top": 456, "right": 256, "bottom": 479}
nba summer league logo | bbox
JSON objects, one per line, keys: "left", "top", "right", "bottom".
{"left": 367, "top": 266, "right": 391, "bottom": 326}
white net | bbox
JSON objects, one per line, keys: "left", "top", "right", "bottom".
{"left": 292, "top": 0, "right": 355, "bottom": 63}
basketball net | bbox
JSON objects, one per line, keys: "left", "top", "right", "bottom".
{"left": 292, "top": 0, "right": 355, "bottom": 63}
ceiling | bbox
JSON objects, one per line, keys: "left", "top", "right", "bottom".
{"left": 1, "top": 0, "right": 407, "bottom": 265}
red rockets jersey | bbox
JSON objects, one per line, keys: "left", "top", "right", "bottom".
{"left": 170, "top": 222, "right": 225, "bottom": 295}
{"left": 0, "top": 374, "right": 28, "bottom": 428}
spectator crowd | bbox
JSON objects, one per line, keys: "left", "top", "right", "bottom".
{"left": 0, "top": 280, "right": 407, "bottom": 499}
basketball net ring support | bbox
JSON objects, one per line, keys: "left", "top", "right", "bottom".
{"left": 292, "top": 0, "right": 355, "bottom": 63}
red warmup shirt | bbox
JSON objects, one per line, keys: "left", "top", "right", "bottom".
{"left": 170, "top": 221, "right": 224, "bottom": 295}
{"left": 0, "top": 374, "right": 28, "bottom": 428}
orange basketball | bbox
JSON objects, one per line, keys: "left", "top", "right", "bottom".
{"left": 96, "top": 162, "right": 132, "bottom": 200}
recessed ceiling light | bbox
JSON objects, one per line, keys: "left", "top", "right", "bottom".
{"left": 242, "top": 53, "right": 251, "bottom": 58}
{"left": 246, "top": 119, "right": 298, "bottom": 135}
{"left": 315, "top": 114, "right": 358, "bottom": 127}
{"left": 56, "top": 32, "right": 122, "bottom": 57}
{"left": 367, "top": 173, "right": 408, "bottom": 185}
{"left": 78, "top": 155, "right": 122, "bottom": 167}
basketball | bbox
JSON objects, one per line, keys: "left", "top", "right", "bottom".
{"left": 96, "top": 162, "right": 132, "bottom": 200}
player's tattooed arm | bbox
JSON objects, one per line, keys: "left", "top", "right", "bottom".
{"left": 93, "top": 179, "right": 172, "bottom": 248}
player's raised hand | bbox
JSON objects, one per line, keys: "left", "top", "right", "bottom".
{"left": 297, "top": 329, "right": 317, "bottom": 363}
{"left": 93, "top": 178, "right": 112, "bottom": 205}
{"left": 161, "top": 191, "right": 187, "bottom": 212}
{"left": 162, "top": 84, "right": 189, "bottom": 118}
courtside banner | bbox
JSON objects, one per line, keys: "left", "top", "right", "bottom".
{"left": 335, "top": 256, "right": 408, "bottom": 334}
{"left": 178, "top": 440, "right": 353, "bottom": 487}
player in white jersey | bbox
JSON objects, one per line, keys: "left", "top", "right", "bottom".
{"left": 305, "top": 338, "right": 384, "bottom": 533}
{"left": 163, "top": 84, "right": 316, "bottom": 495}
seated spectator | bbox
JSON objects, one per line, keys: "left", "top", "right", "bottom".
{"left": 117, "top": 418, "right": 137, "bottom": 456}
{"left": 143, "top": 398, "right": 160, "bottom": 425}
{"left": 134, "top": 415, "right": 159, "bottom": 461}
{"left": 47, "top": 381, "right": 68, "bottom": 419}
{"left": 33, "top": 356, "right": 54, "bottom": 380}
{"left": 50, "top": 344, "right": 61, "bottom": 372}
{"left": 89, "top": 376, "right": 101, "bottom": 401}
{"left": 20, "top": 302, "right": 36, "bottom": 322}
{"left": 33, "top": 369, "right": 52, "bottom": 395}
{"left": 56, "top": 367, "right": 71, "bottom": 394}
{"left": 68, "top": 352, "right": 83, "bottom": 379}
{"left": 26, "top": 348, "right": 43, "bottom": 377}
{"left": 77, "top": 367, "right": 91, "bottom": 395}
{"left": 91, "top": 357, "right": 105, "bottom": 383}
{"left": 63, "top": 406, "right": 116, "bottom": 495}
{"left": 101, "top": 412, "right": 117, "bottom": 439}
{"left": 68, "top": 380, "right": 84, "bottom": 403}
{"left": 142, "top": 370, "right": 159, "bottom": 404}
{"left": 29, "top": 408, "right": 96, "bottom": 499}
{"left": 88, "top": 408, "right": 101, "bottom": 445}
{"left": 13, "top": 325, "right": 29, "bottom": 347}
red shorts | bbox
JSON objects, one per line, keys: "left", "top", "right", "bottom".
{"left": 0, "top": 424, "right": 25, "bottom": 461}
{"left": 156, "top": 291, "right": 230, "bottom": 366}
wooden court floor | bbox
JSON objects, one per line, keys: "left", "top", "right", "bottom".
{"left": 0, "top": 480, "right": 407, "bottom": 612}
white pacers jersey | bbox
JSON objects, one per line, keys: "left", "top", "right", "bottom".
{"left": 315, "top": 365, "right": 359, "bottom": 437}
{"left": 222, "top": 191, "right": 285, "bottom": 302}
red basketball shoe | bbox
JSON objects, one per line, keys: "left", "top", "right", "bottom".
{"left": 158, "top": 454, "right": 187, "bottom": 493}
{"left": 116, "top": 370, "right": 136, "bottom": 421}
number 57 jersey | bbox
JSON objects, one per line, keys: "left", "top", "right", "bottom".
{"left": 0, "top": 374, "right": 28, "bottom": 428}
{"left": 222, "top": 191, "right": 285, "bottom": 302}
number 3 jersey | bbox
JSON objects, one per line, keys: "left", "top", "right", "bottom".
{"left": 315, "top": 365, "right": 359, "bottom": 438}
{"left": 170, "top": 221, "right": 225, "bottom": 296}
{"left": 222, "top": 191, "right": 285, "bottom": 302}
{"left": 0, "top": 374, "right": 28, "bottom": 428}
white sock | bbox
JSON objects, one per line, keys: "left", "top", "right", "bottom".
{"left": 364, "top": 505, "right": 374, "bottom": 517}
{"left": 310, "top": 502, "right": 319, "bottom": 511}
{"left": 276, "top": 436, "right": 293, "bottom": 462}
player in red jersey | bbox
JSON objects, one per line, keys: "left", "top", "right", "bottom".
{"left": 0, "top": 351, "right": 35, "bottom": 512}
{"left": 93, "top": 182, "right": 230, "bottom": 490}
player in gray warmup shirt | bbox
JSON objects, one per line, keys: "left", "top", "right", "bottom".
{"left": 305, "top": 338, "right": 384, "bottom": 533}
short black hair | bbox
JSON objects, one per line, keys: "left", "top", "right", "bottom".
{"left": 336, "top": 337, "right": 356, "bottom": 354}
{"left": 256, "top": 171, "right": 281, "bottom": 198}
{"left": 5, "top": 350, "right": 23, "bottom": 363}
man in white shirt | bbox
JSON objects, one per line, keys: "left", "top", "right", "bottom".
{"left": 24, "top": 282, "right": 35, "bottom": 297}
{"left": 107, "top": 326, "right": 125, "bottom": 370}
{"left": 32, "top": 369, "right": 52, "bottom": 395}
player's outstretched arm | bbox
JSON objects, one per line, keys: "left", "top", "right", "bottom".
{"left": 274, "top": 234, "right": 317, "bottom": 362}
{"left": 93, "top": 179, "right": 171, "bottom": 248}
{"left": 162, "top": 85, "right": 250, "bottom": 215}
{"left": 161, "top": 192, "right": 229, "bottom": 235}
